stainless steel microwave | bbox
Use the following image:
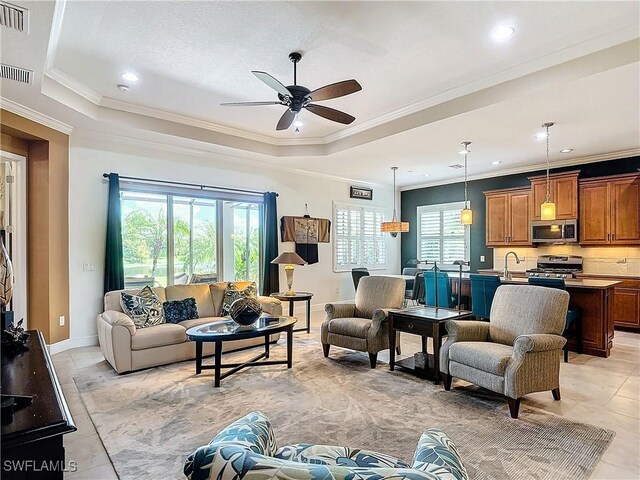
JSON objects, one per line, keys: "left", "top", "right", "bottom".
{"left": 531, "top": 219, "right": 578, "bottom": 244}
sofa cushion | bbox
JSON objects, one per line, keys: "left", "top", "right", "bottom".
{"left": 221, "top": 282, "right": 258, "bottom": 316}
{"left": 210, "top": 281, "right": 255, "bottom": 316}
{"left": 131, "top": 323, "right": 187, "bottom": 350}
{"left": 163, "top": 297, "right": 199, "bottom": 324}
{"left": 449, "top": 342, "right": 513, "bottom": 376}
{"left": 105, "top": 287, "right": 166, "bottom": 313}
{"left": 165, "top": 284, "right": 216, "bottom": 318}
{"left": 120, "top": 286, "right": 165, "bottom": 328}
{"left": 328, "top": 317, "right": 372, "bottom": 339}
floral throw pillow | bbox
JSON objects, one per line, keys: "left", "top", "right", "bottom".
{"left": 163, "top": 297, "right": 199, "bottom": 324}
{"left": 120, "top": 285, "right": 165, "bottom": 329}
{"left": 221, "top": 282, "right": 258, "bottom": 316}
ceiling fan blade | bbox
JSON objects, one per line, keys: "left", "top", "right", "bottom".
{"left": 221, "top": 101, "right": 284, "bottom": 106}
{"left": 252, "top": 71, "right": 292, "bottom": 97}
{"left": 306, "top": 104, "right": 355, "bottom": 125}
{"left": 276, "top": 109, "right": 296, "bottom": 131}
{"left": 310, "top": 79, "right": 362, "bottom": 101}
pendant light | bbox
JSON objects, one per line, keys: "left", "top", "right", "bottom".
{"left": 460, "top": 141, "right": 473, "bottom": 225}
{"left": 540, "top": 122, "right": 556, "bottom": 220}
{"left": 380, "top": 166, "right": 409, "bottom": 237}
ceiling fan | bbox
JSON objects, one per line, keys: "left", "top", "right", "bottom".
{"left": 221, "top": 52, "right": 362, "bottom": 131}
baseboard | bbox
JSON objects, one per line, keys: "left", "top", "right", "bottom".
{"left": 48, "top": 335, "right": 99, "bottom": 355}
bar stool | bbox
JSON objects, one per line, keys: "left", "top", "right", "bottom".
{"left": 469, "top": 274, "right": 501, "bottom": 320}
{"left": 527, "top": 277, "right": 582, "bottom": 363}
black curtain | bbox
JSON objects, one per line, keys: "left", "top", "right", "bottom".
{"left": 104, "top": 173, "right": 125, "bottom": 293}
{"left": 261, "top": 192, "right": 279, "bottom": 295}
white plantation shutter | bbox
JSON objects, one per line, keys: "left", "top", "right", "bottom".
{"left": 417, "top": 202, "right": 470, "bottom": 267}
{"left": 333, "top": 202, "right": 387, "bottom": 271}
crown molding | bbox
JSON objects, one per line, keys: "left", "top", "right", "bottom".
{"left": 45, "top": 68, "right": 102, "bottom": 105}
{"left": 400, "top": 148, "right": 640, "bottom": 191}
{"left": 0, "top": 97, "right": 73, "bottom": 134}
{"left": 99, "top": 97, "right": 326, "bottom": 146}
{"left": 72, "top": 128, "right": 381, "bottom": 187}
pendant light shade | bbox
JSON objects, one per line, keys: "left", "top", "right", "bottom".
{"left": 540, "top": 122, "right": 556, "bottom": 220}
{"left": 380, "top": 167, "right": 409, "bottom": 237}
{"left": 460, "top": 141, "right": 473, "bottom": 225}
{"left": 461, "top": 208, "right": 473, "bottom": 225}
{"left": 540, "top": 201, "right": 557, "bottom": 221}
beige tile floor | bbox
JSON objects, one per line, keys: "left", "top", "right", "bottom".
{"left": 53, "top": 311, "right": 640, "bottom": 479}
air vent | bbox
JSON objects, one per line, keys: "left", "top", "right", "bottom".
{"left": 0, "top": 2, "right": 27, "bottom": 32}
{"left": 449, "top": 164, "right": 464, "bottom": 169}
{"left": 0, "top": 64, "right": 32, "bottom": 84}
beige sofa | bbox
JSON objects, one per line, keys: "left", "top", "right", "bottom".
{"left": 97, "top": 282, "right": 282, "bottom": 373}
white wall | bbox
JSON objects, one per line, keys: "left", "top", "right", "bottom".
{"left": 66, "top": 132, "right": 400, "bottom": 347}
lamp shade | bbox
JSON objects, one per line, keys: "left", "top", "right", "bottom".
{"left": 460, "top": 208, "right": 473, "bottom": 225}
{"left": 380, "top": 221, "right": 410, "bottom": 233}
{"left": 271, "top": 252, "right": 306, "bottom": 265}
{"left": 540, "top": 201, "right": 557, "bottom": 221}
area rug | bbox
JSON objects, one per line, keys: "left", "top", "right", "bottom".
{"left": 74, "top": 338, "right": 614, "bottom": 480}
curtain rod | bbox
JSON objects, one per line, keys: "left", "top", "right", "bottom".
{"left": 102, "top": 173, "right": 278, "bottom": 197}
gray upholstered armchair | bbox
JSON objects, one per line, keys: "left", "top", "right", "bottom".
{"left": 322, "top": 276, "right": 405, "bottom": 368}
{"left": 440, "top": 285, "right": 569, "bottom": 418}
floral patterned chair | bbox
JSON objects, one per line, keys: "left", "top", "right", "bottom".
{"left": 184, "top": 411, "right": 468, "bottom": 480}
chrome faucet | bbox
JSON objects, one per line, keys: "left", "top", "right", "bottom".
{"left": 503, "top": 251, "right": 521, "bottom": 280}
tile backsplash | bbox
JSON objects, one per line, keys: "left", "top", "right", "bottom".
{"left": 492, "top": 245, "right": 640, "bottom": 277}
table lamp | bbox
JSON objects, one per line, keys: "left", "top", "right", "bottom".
{"left": 271, "top": 252, "right": 306, "bottom": 296}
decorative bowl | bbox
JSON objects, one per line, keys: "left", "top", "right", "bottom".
{"left": 229, "top": 297, "right": 263, "bottom": 326}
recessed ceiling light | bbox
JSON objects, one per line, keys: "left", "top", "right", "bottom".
{"left": 535, "top": 131, "right": 549, "bottom": 140}
{"left": 491, "top": 161, "right": 502, "bottom": 165}
{"left": 293, "top": 120, "right": 303, "bottom": 127}
{"left": 121, "top": 72, "right": 139, "bottom": 82}
{"left": 492, "top": 26, "right": 515, "bottom": 41}
{"left": 407, "top": 170, "right": 414, "bottom": 173}
{"left": 117, "top": 84, "right": 129, "bottom": 92}
{"left": 560, "top": 148, "right": 573, "bottom": 153}
{"left": 423, "top": 174, "right": 430, "bottom": 177}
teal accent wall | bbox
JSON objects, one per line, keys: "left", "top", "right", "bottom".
{"left": 400, "top": 156, "right": 640, "bottom": 272}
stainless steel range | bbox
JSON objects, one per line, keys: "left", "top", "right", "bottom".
{"left": 525, "top": 255, "right": 583, "bottom": 279}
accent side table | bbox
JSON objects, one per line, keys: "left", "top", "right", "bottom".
{"left": 270, "top": 292, "right": 313, "bottom": 333}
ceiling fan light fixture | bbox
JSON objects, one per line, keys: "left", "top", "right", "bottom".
{"left": 293, "top": 119, "right": 303, "bottom": 127}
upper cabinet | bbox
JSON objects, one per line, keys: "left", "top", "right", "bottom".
{"left": 485, "top": 187, "right": 531, "bottom": 247}
{"left": 579, "top": 173, "right": 640, "bottom": 245}
{"left": 528, "top": 170, "right": 579, "bottom": 220}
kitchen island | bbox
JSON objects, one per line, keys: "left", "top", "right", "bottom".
{"left": 468, "top": 270, "right": 621, "bottom": 357}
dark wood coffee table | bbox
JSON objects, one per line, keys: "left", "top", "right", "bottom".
{"left": 388, "top": 307, "right": 472, "bottom": 384}
{"left": 186, "top": 316, "right": 297, "bottom": 387}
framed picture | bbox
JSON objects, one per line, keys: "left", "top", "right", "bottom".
{"left": 350, "top": 186, "right": 373, "bottom": 200}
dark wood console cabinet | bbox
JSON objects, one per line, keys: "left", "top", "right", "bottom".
{"left": 1, "top": 330, "right": 76, "bottom": 479}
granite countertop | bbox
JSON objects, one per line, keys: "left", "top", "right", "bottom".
{"left": 446, "top": 271, "right": 621, "bottom": 289}
{"left": 500, "top": 277, "right": 621, "bottom": 289}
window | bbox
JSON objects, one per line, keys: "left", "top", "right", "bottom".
{"left": 416, "top": 202, "right": 470, "bottom": 269}
{"left": 121, "top": 186, "right": 262, "bottom": 288}
{"left": 333, "top": 202, "right": 387, "bottom": 272}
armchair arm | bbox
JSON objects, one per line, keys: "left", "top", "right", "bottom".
{"left": 445, "top": 320, "right": 490, "bottom": 342}
{"left": 440, "top": 320, "right": 490, "bottom": 375}
{"left": 513, "top": 334, "right": 566, "bottom": 355}
{"left": 324, "top": 303, "right": 356, "bottom": 320}
{"left": 412, "top": 429, "right": 468, "bottom": 480}
{"left": 100, "top": 310, "right": 136, "bottom": 335}
{"left": 258, "top": 296, "right": 282, "bottom": 316}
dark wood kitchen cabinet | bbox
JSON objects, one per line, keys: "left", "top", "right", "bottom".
{"left": 577, "top": 275, "right": 640, "bottom": 331}
{"left": 579, "top": 173, "right": 640, "bottom": 245}
{"left": 485, "top": 187, "right": 531, "bottom": 247}
{"left": 528, "top": 170, "right": 579, "bottom": 220}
